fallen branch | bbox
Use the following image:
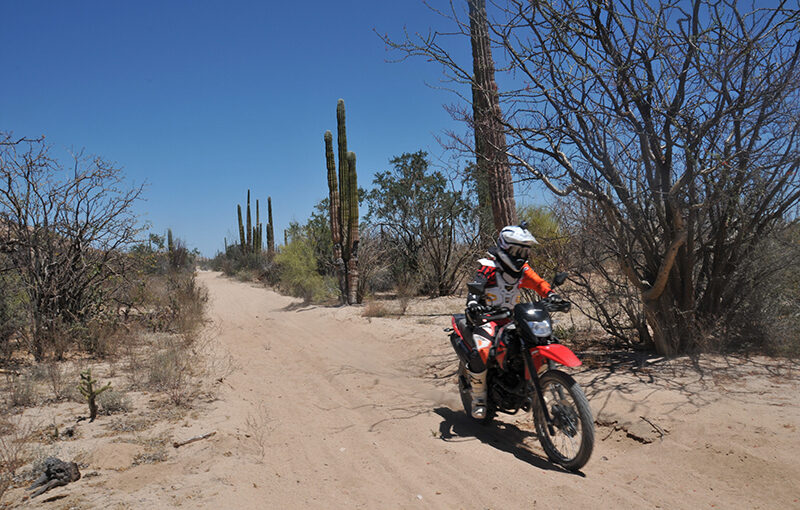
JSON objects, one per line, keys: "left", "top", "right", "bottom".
{"left": 172, "top": 431, "right": 216, "bottom": 448}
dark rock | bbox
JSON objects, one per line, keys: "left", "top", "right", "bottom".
{"left": 27, "top": 457, "right": 81, "bottom": 498}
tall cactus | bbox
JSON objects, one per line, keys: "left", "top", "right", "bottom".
{"left": 325, "top": 99, "right": 360, "bottom": 304}
{"left": 267, "top": 197, "right": 275, "bottom": 256}
{"left": 336, "top": 100, "right": 350, "bottom": 264}
{"left": 246, "top": 190, "right": 252, "bottom": 251}
{"left": 237, "top": 205, "right": 246, "bottom": 254}
{"left": 325, "top": 131, "right": 345, "bottom": 300}
{"left": 346, "top": 151, "right": 359, "bottom": 305}
{"left": 255, "top": 199, "right": 261, "bottom": 253}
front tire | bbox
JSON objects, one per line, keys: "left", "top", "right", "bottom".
{"left": 457, "top": 361, "right": 494, "bottom": 424}
{"left": 534, "top": 369, "right": 594, "bottom": 471}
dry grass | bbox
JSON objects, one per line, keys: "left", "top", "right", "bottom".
{"left": 362, "top": 301, "right": 392, "bottom": 318}
{"left": 6, "top": 373, "right": 37, "bottom": 408}
{"left": 0, "top": 417, "right": 33, "bottom": 502}
{"left": 244, "top": 403, "right": 273, "bottom": 461}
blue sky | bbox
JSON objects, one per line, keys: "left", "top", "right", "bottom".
{"left": 1, "top": 1, "right": 538, "bottom": 255}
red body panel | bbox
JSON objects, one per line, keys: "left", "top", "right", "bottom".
{"left": 451, "top": 316, "right": 463, "bottom": 338}
{"left": 532, "top": 344, "right": 582, "bottom": 367}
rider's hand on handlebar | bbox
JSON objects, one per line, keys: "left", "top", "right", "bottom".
{"left": 547, "top": 291, "right": 563, "bottom": 302}
{"left": 467, "top": 302, "right": 487, "bottom": 323}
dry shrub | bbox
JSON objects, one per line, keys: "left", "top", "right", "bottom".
{"left": 144, "top": 335, "right": 199, "bottom": 406}
{"left": 141, "top": 272, "right": 208, "bottom": 343}
{"left": 6, "top": 374, "right": 37, "bottom": 408}
{"left": 363, "top": 301, "right": 391, "bottom": 318}
{"left": 0, "top": 418, "right": 33, "bottom": 502}
{"left": 98, "top": 389, "right": 131, "bottom": 415}
{"left": 244, "top": 403, "right": 273, "bottom": 461}
{"left": 395, "top": 277, "right": 419, "bottom": 316}
{"left": 44, "top": 363, "right": 80, "bottom": 402}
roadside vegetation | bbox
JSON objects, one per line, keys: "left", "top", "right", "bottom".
{"left": 211, "top": 2, "right": 800, "bottom": 360}
{"left": 0, "top": 134, "right": 212, "bottom": 503}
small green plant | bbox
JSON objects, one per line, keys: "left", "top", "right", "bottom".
{"left": 78, "top": 369, "right": 111, "bottom": 422}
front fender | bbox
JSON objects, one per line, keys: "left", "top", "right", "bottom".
{"left": 531, "top": 343, "right": 582, "bottom": 367}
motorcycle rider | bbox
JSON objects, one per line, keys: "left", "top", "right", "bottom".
{"left": 464, "top": 224, "right": 562, "bottom": 419}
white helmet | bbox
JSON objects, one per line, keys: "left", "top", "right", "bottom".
{"left": 495, "top": 225, "right": 538, "bottom": 277}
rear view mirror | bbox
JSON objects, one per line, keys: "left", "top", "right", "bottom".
{"left": 552, "top": 272, "right": 568, "bottom": 287}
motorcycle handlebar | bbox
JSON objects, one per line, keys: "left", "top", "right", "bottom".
{"left": 542, "top": 297, "right": 572, "bottom": 313}
{"left": 468, "top": 306, "right": 511, "bottom": 325}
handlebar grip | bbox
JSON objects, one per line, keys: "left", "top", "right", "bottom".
{"left": 481, "top": 310, "right": 511, "bottom": 323}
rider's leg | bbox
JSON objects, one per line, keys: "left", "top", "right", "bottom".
{"left": 467, "top": 350, "right": 487, "bottom": 419}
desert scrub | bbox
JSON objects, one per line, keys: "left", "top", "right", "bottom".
{"left": 0, "top": 418, "right": 33, "bottom": 503}
{"left": 142, "top": 271, "right": 208, "bottom": 343}
{"left": 145, "top": 335, "right": 198, "bottom": 406}
{"left": 6, "top": 374, "right": 37, "bottom": 408}
{"left": 362, "top": 301, "right": 391, "bottom": 318}
{"left": 275, "top": 236, "right": 336, "bottom": 303}
{"left": 98, "top": 389, "right": 132, "bottom": 415}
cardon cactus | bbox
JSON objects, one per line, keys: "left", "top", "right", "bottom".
{"left": 325, "top": 99, "right": 359, "bottom": 304}
{"left": 267, "top": 197, "right": 275, "bottom": 256}
{"left": 237, "top": 205, "right": 246, "bottom": 254}
{"left": 246, "top": 190, "right": 252, "bottom": 251}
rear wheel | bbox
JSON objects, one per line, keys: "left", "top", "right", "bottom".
{"left": 534, "top": 370, "right": 594, "bottom": 471}
{"left": 457, "top": 361, "right": 494, "bottom": 424}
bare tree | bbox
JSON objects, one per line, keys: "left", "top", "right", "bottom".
{"left": 388, "top": 1, "right": 800, "bottom": 354}
{"left": 0, "top": 134, "right": 144, "bottom": 359}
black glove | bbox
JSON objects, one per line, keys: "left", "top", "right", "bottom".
{"left": 466, "top": 302, "right": 485, "bottom": 324}
{"left": 546, "top": 292, "right": 570, "bottom": 312}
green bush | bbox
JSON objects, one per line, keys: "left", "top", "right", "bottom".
{"left": 275, "top": 237, "right": 335, "bottom": 303}
{"left": 518, "top": 205, "right": 568, "bottom": 276}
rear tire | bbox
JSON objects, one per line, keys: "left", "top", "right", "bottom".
{"left": 457, "top": 361, "right": 494, "bottom": 424}
{"left": 534, "top": 370, "right": 594, "bottom": 471}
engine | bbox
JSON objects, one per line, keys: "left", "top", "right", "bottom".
{"left": 489, "top": 355, "right": 527, "bottom": 413}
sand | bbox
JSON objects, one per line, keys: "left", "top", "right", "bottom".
{"left": 6, "top": 271, "right": 799, "bottom": 509}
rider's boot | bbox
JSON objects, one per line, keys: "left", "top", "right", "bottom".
{"left": 468, "top": 369, "right": 488, "bottom": 419}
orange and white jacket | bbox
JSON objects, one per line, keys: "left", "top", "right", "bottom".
{"left": 467, "top": 257, "right": 551, "bottom": 309}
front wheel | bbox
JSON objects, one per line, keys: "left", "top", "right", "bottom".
{"left": 534, "top": 369, "right": 594, "bottom": 471}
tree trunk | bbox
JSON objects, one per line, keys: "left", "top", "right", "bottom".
{"left": 469, "top": 0, "right": 517, "bottom": 232}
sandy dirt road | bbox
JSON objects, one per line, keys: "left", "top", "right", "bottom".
{"left": 60, "top": 271, "right": 800, "bottom": 509}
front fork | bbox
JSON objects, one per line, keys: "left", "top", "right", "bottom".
{"left": 522, "top": 338, "right": 556, "bottom": 435}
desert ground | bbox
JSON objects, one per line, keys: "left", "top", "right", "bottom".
{"left": 4, "top": 271, "right": 799, "bottom": 509}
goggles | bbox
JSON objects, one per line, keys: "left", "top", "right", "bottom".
{"left": 507, "top": 244, "right": 530, "bottom": 260}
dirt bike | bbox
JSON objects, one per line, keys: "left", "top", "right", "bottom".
{"left": 446, "top": 272, "right": 594, "bottom": 471}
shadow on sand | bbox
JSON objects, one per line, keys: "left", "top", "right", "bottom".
{"left": 432, "top": 407, "right": 583, "bottom": 476}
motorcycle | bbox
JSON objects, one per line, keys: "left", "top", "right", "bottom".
{"left": 446, "top": 272, "right": 594, "bottom": 471}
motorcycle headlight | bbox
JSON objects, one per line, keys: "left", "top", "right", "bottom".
{"left": 529, "top": 320, "right": 552, "bottom": 337}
